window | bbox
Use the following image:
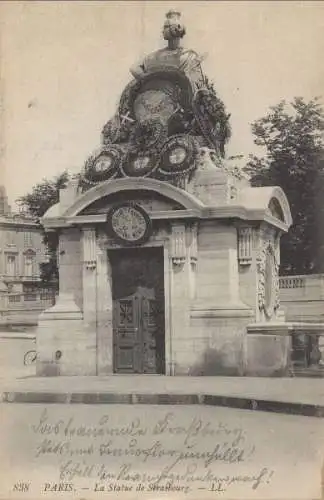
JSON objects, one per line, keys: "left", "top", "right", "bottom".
{"left": 268, "top": 198, "right": 284, "bottom": 222}
{"left": 23, "top": 284, "right": 37, "bottom": 301}
{"left": 6, "top": 254, "right": 16, "bottom": 276}
{"left": 24, "top": 231, "right": 33, "bottom": 247}
{"left": 6, "top": 231, "right": 15, "bottom": 246}
{"left": 8, "top": 294, "right": 21, "bottom": 303}
{"left": 23, "top": 284, "right": 37, "bottom": 294}
{"left": 24, "top": 293, "right": 37, "bottom": 302}
{"left": 24, "top": 254, "right": 34, "bottom": 277}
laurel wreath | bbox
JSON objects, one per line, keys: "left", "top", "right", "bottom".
{"left": 157, "top": 135, "right": 197, "bottom": 177}
{"left": 84, "top": 146, "right": 125, "bottom": 183}
{"left": 120, "top": 150, "right": 160, "bottom": 178}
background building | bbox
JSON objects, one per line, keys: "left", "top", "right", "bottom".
{"left": 0, "top": 185, "right": 53, "bottom": 325}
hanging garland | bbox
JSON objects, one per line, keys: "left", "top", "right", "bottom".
{"left": 192, "top": 76, "right": 231, "bottom": 156}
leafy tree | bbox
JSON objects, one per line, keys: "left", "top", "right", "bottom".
{"left": 18, "top": 171, "right": 70, "bottom": 219}
{"left": 17, "top": 171, "right": 70, "bottom": 286}
{"left": 244, "top": 97, "right": 324, "bottom": 275}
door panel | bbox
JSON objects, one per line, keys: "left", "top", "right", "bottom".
{"left": 113, "top": 295, "right": 141, "bottom": 373}
{"left": 142, "top": 294, "right": 158, "bottom": 373}
{"left": 110, "top": 247, "right": 165, "bottom": 374}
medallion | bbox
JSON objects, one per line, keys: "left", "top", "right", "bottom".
{"left": 107, "top": 203, "right": 151, "bottom": 245}
{"left": 133, "top": 89, "right": 178, "bottom": 124}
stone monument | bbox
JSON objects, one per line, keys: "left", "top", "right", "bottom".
{"left": 36, "top": 11, "right": 293, "bottom": 377}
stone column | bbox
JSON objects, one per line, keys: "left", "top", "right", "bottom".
{"left": 238, "top": 225, "right": 258, "bottom": 312}
{"left": 186, "top": 222, "right": 198, "bottom": 301}
{"left": 169, "top": 221, "right": 198, "bottom": 374}
{"left": 96, "top": 240, "right": 114, "bottom": 374}
{"left": 0, "top": 281, "right": 8, "bottom": 324}
{"left": 82, "top": 227, "right": 97, "bottom": 329}
{"left": 36, "top": 228, "right": 89, "bottom": 376}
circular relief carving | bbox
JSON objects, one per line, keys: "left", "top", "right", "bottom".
{"left": 107, "top": 203, "right": 151, "bottom": 246}
{"left": 133, "top": 89, "right": 178, "bottom": 123}
{"left": 158, "top": 135, "right": 197, "bottom": 177}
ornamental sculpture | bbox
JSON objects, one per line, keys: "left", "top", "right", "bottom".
{"left": 257, "top": 232, "right": 280, "bottom": 320}
{"left": 79, "top": 11, "right": 231, "bottom": 191}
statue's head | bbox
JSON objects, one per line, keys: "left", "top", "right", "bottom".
{"left": 163, "top": 10, "right": 186, "bottom": 47}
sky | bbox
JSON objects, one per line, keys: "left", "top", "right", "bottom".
{"left": 1, "top": 1, "right": 324, "bottom": 207}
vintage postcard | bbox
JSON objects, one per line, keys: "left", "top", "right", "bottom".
{"left": 0, "top": 1, "right": 324, "bottom": 499}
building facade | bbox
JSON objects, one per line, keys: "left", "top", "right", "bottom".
{"left": 0, "top": 186, "right": 48, "bottom": 323}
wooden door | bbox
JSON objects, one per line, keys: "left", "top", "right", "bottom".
{"left": 111, "top": 247, "right": 165, "bottom": 374}
{"left": 113, "top": 292, "right": 142, "bottom": 373}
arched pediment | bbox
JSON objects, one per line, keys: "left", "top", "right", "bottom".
{"left": 23, "top": 248, "right": 36, "bottom": 256}
{"left": 62, "top": 178, "right": 205, "bottom": 218}
{"left": 238, "top": 186, "right": 292, "bottom": 227}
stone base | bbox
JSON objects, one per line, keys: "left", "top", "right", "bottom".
{"left": 174, "top": 303, "right": 254, "bottom": 376}
{"left": 246, "top": 322, "right": 292, "bottom": 376}
{"left": 36, "top": 293, "right": 96, "bottom": 376}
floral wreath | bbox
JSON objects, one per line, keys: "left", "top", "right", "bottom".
{"left": 129, "top": 118, "right": 168, "bottom": 153}
{"left": 84, "top": 145, "right": 125, "bottom": 183}
{"left": 157, "top": 134, "right": 197, "bottom": 178}
{"left": 120, "top": 150, "right": 160, "bottom": 178}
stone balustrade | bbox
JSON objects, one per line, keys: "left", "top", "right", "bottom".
{"left": 279, "top": 276, "right": 306, "bottom": 289}
{"left": 279, "top": 274, "right": 324, "bottom": 323}
{"left": 0, "top": 291, "right": 56, "bottom": 325}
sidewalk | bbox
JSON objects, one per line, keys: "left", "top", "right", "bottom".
{"left": 1, "top": 375, "right": 324, "bottom": 417}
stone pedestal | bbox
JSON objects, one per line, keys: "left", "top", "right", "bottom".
{"left": 36, "top": 293, "right": 96, "bottom": 376}
{"left": 189, "top": 305, "right": 253, "bottom": 375}
{"left": 246, "top": 322, "right": 292, "bottom": 377}
{"left": 191, "top": 169, "right": 235, "bottom": 205}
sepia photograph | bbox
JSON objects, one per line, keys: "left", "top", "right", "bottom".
{"left": 0, "top": 1, "right": 324, "bottom": 498}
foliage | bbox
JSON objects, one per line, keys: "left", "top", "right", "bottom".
{"left": 244, "top": 97, "right": 324, "bottom": 275}
{"left": 194, "top": 75, "right": 231, "bottom": 157}
{"left": 17, "top": 171, "right": 70, "bottom": 219}
{"left": 17, "top": 171, "right": 71, "bottom": 286}
{"left": 203, "top": 76, "right": 232, "bottom": 153}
